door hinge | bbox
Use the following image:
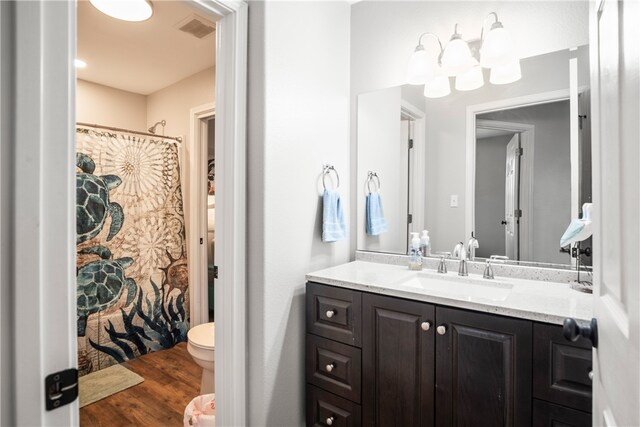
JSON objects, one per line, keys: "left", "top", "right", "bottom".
{"left": 514, "top": 209, "right": 523, "bottom": 218}
{"left": 516, "top": 147, "right": 524, "bottom": 156}
{"left": 408, "top": 213, "right": 413, "bottom": 224}
{"left": 45, "top": 369, "right": 78, "bottom": 411}
{"left": 409, "top": 139, "right": 414, "bottom": 149}
{"left": 578, "top": 114, "right": 587, "bottom": 130}
{"left": 213, "top": 265, "right": 219, "bottom": 279}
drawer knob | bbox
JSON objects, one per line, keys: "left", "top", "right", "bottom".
{"left": 589, "top": 370, "right": 594, "bottom": 381}
{"left": 437, "top": 325, "right": 447, "bottom": 335}
{"left": 326, "top": 416, "right": 334, "bottom": 425}
{"left": 325, "top": 363, "right": 335, "bottom": 373}
{"left": 326, "top": 309, "right": 336, "bottom": 318}
{"left": 421, "top": 321, "right": 431, "bottom": 331}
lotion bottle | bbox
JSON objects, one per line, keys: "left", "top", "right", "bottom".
{"left": 420, "top": 230, "right": 431, "bottom": 257}
{"left": 409, "top": 232, "right": 423, "bottom": 270}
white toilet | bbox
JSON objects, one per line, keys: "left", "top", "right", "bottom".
{"left": 187, "top": 322, "right": 215, "bottom": 394}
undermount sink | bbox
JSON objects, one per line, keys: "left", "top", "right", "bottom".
{"left": 396, "top": 270, "right": 514, "bottom": 302}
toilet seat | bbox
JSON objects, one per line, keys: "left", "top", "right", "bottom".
{"left": 188, "top": 322, "right": 215, "bottom": 350}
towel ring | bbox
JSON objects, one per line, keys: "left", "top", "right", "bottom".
{"left": 322, "top": 165, "right": 340, "bottom": 190}
{"left": 367, "top": 171, "right": 381, "bottom": 194}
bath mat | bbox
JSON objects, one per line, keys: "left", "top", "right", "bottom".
{"left": 79, "top": 364, "right": 144, "bottom": 407}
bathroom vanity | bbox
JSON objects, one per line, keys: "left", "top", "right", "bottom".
{"left": 305, "top": 260, "right": 593, "bottom": 427}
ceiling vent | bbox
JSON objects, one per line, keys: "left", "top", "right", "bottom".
{"left": 175, "top": 14, "right": 216, "bottom": 39}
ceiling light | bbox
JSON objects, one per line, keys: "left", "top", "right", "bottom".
{"left": 424, "top": 75, "right": 451, "bottom": 99}
{"left": 406, "top": 33, "right": 444, "bottom": 85}
{"left": 74, "top": 59, "right": 87, "bottom": 69}
{"left": 441, "top": 25, "right": 475, "bottom": 77}
{"left": 489, "top": 59, "right": 522, "bottom": 85}
{"left": 480, "top": 13, "right": 516, "bottom": 68}
{"left": 455, "top": 65, "right": 484, "bottom": 91}
{"left": 89, "top": 0, "right": 153, "bottom": 22}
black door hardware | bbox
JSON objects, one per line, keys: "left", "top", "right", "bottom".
{"left": 563, "top": 317, "right": 598, "bottom": 348}
{"left": 45, "top": 368, "right": 78, "bottom": 410}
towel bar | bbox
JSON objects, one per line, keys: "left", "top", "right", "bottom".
{"left": 322, "top": 165, "right": 340, "bottom": 190}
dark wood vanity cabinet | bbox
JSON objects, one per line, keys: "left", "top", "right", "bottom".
{"left": 435, "top": 307, "right": 532, "bottom": 426}
{"left": 362, "top": 293, "right": 435, "bottom": 426}
{"left": 306, "top": 282, "right": 592, "bottom": 427}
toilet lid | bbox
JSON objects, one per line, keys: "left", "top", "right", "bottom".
{"left": 188, "top": 322, "right": 215, "bottom": 349}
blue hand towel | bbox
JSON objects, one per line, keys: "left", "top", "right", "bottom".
{"left": 366, "top": 192, "right": 387, "bottom": 236}
{"left": 322, "top": 189, "right": 347, "bottom": 242}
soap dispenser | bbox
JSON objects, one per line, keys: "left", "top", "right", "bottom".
{"left": 408, "top": 232, "right": 423, "bottom": 270}
{"left": 420, "top": 230, "right": 431, "bottom": 257}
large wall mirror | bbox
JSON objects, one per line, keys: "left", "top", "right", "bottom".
{"left": 355, "top": 3, "right": 591, "bottom": 269}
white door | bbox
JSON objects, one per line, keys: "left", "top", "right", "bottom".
{"left": 504, "top": 134, "right": 520, "bottom": 260}
{"left": 591, "top": 0, "right": 640, "bottom": 425}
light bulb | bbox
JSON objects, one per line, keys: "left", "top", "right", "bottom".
{"left": 455, "top": 65, "right": 484, "bottom": 91}
{"left": 490, "top": 59, "right": 522, "bottom": 85}
{"left": 424, "top": 75, "right": 451, "bottom": 98}
{"left": 406, "top": 45, "right": 439, "bottom": 85}
{"left": 441, "top": 35, "right": 475, "bottom": 77}
{"left": 480, "top": 24, "right": 515, "bottom": 68}
{"left": 89, "top": 0, "right": 153, "bottom": 22}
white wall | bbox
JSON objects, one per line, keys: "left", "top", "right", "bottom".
{"left": 76, "top": 79, "right": 147, "bottom": 130}
{"left": 247, "top": 1, "right": 351, "bottom": 425}
{"left": 475, "top": 134, "right": 512, "bottom": 258}
{"left": 350, "top": 1, "right": 589, "bottom": 253}
{"left": 146, "top": 66, "right": 215, "bottom": 145}
{"left": 480, "top": 101, "right": 571, "bottom": 264}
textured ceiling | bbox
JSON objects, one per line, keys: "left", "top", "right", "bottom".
{"left": 77, "top": 0, "right": 217, "bottom": 95}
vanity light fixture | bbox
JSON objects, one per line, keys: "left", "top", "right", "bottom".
{"left": 441, "top": 25, "right": 476, "bottom": 77}
{"left": 480, "top": 12, "right": 516, "bottom": 68}
{"left": 406, "top": 33, "right": 444, "bottom": 85}
{"left": 407, "top": 12, "right": 520, "bottom": 98}
{"left": 89, "top": 0, "right": 153, "bottom": 22}
{"left": 489, "top": 59, "right": 522, "bottom": 85}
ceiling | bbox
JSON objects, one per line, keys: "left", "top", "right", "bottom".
{"left": 77, "top": 0, "right": 217, "bottom": 95}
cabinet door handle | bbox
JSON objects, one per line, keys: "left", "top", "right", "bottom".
{"left": 325, "top": 363, "right": 335, "bottom": 373}
{"left": 421, "top": 321, "right": 431, "bottom": 331}
{"left": 436, "top": 325, "right": 447, "bottom": 335}
{"left": 326, "top": 309, "right": 336, "bottom": 318}
{"left": 588, "top": 370, "right": 593, "bottom": 381}
{"left": 326, "top": 416, "right": 335, "bottom": 425}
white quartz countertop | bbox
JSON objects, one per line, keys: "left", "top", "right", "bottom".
{"left": 306, "top": 261, "right": 593, "bottom": 325}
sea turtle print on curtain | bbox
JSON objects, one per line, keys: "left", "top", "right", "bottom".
{"left": 76, "top": 127, "right": 189, "bottom": 376}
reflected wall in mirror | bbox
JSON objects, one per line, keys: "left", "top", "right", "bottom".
{"left": 356, "top": 43, "right": 591, "bottom": 268}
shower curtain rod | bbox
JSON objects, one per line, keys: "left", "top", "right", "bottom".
{"left": 77, "top": 122, "right": 183, "bottom": 142}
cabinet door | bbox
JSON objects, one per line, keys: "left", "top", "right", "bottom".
{"left": 362, "top": 293, "right": 435, "bottom": 427}
{"left": 435, "top": 307, "right": 532, "bottom": 427}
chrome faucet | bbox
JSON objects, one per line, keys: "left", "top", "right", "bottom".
{"left": 483, "top": 259, "right": 494, "bottom": 279}
{"left": 467, "top": 232, "right": 479, "bottom": 261}
{"left": 453, "top": 242, "right": 468, "bottom": 276}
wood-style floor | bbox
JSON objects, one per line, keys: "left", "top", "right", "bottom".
{"left": 80, "top": 343, "right": 202, "bottom": 427}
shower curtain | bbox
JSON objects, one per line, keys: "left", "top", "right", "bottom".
{"left": 76, "top": 126, "right": 189, "bottom": 375}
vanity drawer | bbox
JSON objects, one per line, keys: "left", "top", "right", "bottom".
{"left": 307, "top": 334, "right": 361, "bottom": 402}
{"left": 533, "top": 323, "right": 592, "bottom": 412}
{"left": 307, "top": 282, "right": 362, "bottom": 347}
{"left": 533, "top": 399, "right": 591, "bottom": 427}
{"left": 307, "top": 385, "right": 362, "bottom": 427}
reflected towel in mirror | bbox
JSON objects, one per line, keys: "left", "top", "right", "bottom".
{"left": 322, "top": 189, "right": 347, "bottom": 242}
{"left": 366, "top": 192, "right": 388, "bottom": 236}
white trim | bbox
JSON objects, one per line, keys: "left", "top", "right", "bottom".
{"left": 476, "top": 119, "right": 535, "bottom": 261}
{"left": 188, "top": 103, "right": 215, "bottom": 328}
{"left": 205, "top": 2, "right": 248, "bottom": 426}
{"left": 400, "top": 99, "right": 425, "bottom": 121}
{"left": 9, "top": 1, "right": 78, "bottom": 425}
{"left": 465, "top": 89, "right": 570, "bottom": 262}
